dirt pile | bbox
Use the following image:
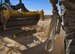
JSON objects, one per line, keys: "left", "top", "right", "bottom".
{"left": 0, "top": 37, "right": 26, "bottom": 54}
{"left": 34, "top": 19, "right": 51, "bottom": 42}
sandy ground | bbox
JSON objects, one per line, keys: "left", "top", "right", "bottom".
{"left": 50, "top": 30, "right": 65, "bottom": 54}
{"left": 0, "top": 18, "right": 65, "bottom": 54}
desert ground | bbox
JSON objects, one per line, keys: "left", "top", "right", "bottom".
{"left": 0, "top": 15, "right": 65, "bottom": 54}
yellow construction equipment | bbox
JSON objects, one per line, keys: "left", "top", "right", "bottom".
{"left": 0, "top": 0, "right": 44, "bottom": 30}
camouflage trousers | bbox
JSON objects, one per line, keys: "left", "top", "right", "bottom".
{"left": 61, "top": 4, "right": 75, "bottom": 54}
{"left": 65, "top": 33, "right": 75, "bottom": 54}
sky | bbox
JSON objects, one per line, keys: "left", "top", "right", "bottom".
{"left": 10, "top": 0, "right": 60, "bottom": 15}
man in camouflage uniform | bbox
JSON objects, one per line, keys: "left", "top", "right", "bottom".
{"left": 50, "top": 0, "right": 75, "bottom": 54}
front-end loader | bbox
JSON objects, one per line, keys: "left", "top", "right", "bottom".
{"left": 0, "top": 0, "right": 43, "bottom": 30}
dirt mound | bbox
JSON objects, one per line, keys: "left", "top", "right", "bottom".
{"left": 34, "top": 19, "right": 51, "bottom": 42}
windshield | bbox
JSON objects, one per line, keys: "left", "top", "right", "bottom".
{"left": 10, "top": 0, "right": 19, "bottom": 5}
{"left": 0, "top": 0, "right": 5, "bottom": 5}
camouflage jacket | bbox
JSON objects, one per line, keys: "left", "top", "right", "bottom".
{"left": 50, "top": 0, "right": 75, "bottom": 10}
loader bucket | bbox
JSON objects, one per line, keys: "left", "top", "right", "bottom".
{"left": 1, "top": 11, "right": 40, "bottom": 30}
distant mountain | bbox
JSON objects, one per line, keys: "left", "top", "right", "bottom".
{"left": 44, "top": 15, "right": 51, "bottom": 19}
